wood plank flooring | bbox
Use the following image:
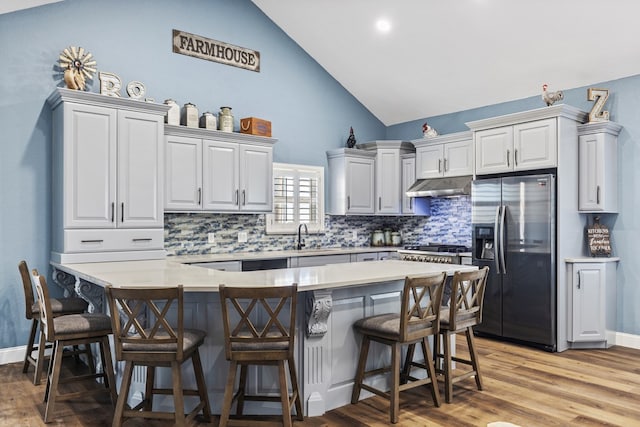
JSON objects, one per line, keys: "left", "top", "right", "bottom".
{"left": 3, "top": 336, "right": 640, "bottom": 426}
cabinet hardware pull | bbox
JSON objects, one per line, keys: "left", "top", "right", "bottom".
{"left": 242, "top": 190, "right": 246, "bottom": 205}
{"left": 121, "top": 202, "right": 124, "bottom": 223}
{"left": 507, "top": 150, "right": 510, "bottom": 167}
{"left": 81, "top": 239, "right": 104, "bottom": 243}
{"left": 347, "top": 196, "right": 351, "bottom": 210}
{"left": 410, "top": 198, "right": 413, "bottom": 209}
{"left": 235, "top": 189, "right": 239, "bottom": 205}
{"left": 132, "top": 238, "right": 153, "bottom": 242}
{"left": 379, "top": 197, "right": 381, "bottom": 210}
{"left": 577, "top": 271, "right": 581, "bottom": 289}
{"left": 444, "top": 158, "right": 448, "bottom": 172}
{"left": 198, "top": 188, "right": 202, "bottom": 205}
{"left": 596, "top": 186, "right": 600, "bottom": 204}
{"left": 111, "top": 202, "right": 114, "bottom": 222}
{"left": 438, "top": 159, "right": 442, "bottom": 173}
{"left": 514, "top": 149, "right": 518, "bottom": 166}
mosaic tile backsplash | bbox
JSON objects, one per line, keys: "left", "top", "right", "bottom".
{"left": 165, "top": 196, "right": 471, "bottom": 255}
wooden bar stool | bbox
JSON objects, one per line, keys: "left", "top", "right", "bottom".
{"left": 32, "top": 271, "right": 117, "bottom": 423}
{"left": 19, "top": 260, "right": 88, "bottom": 385}
{"left": 351, "top": 273, "right": 446, "bottom": 424}
{"left": 105, "top": 285, "right": 211, "bottom": 427}
{"left": 434, "top": 267, "right": 489, "bottom": 403}
{"left": 218, "top": 284, "right": 303, "bottom": 427}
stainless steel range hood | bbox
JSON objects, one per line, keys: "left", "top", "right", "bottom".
{"left": 406, "top": 175, "right": 472, "bottom": 198}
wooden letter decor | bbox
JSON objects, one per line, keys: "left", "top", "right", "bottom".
{"left": 587, "top": 88, "right": 610, "bottom": 122}
{"left": 172, "top": 29, "right": 260, "bottom": 72}
{"left": 587, "top": 216, "right": 611, "bottom": 257}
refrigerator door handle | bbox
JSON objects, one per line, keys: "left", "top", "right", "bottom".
{"left": 499, "top": 205, "right": 507, "bottom": 274}
{"left": 494, "top": 205, "right": 501, "bottom": 274}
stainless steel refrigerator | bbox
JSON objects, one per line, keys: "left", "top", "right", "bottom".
{"left": 472, "top": 173, "right": 556, "bottom": 351}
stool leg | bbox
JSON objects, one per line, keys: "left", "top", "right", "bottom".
{"left": 466, "top": 327, "right": 483, "bottom": 391}
{"left": 171, "top": 361, "right": 185, "bottom": 427}
{"left": 219, "top": 361, "right": 238, "bottom": 427}
{"left": 390, "top": 342, "right": 400, "bottom": 424}
{"left": 113, "top": 361, "right": 134, "bottom": 427}
{"left": 98, "top": 336, "right": 117, "bottom": 405}
{"left": 278, "top": 360, "right": 292, "bottom": 427}
{"left": 287, "top": 357, "right": 303, "bottom": 421}
{"left": 443, "top": 332, "right": 453, "bottom": 403}
{"left": 33, "top": 327, "right": 47, "bottom": 386}
{"left": 43, "top": 340, "right": 65, "bottom": 423}
{"left": 191, "top": 349, "right": 212, "bottom": 422}
{"left": 23, "top": 319, "right": 38, "bottom": 373}
{"left": 144, "top": 366, "right": 155, "bottom": 411}
{"left": 421, "top": 337, "right": 441, "bottom": 407}
{"left": 351, "top": 335, "right": 370, "bottom": 404}
{"left": 236, "top": 364, "right": 248, "bottom": 415}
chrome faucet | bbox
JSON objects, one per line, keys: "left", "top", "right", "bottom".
{"left": 296, "top": 223, "right": 309, "bottom": 250}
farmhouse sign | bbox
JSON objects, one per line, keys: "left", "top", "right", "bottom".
{"left": 172, "top": 29, "right": 260, "bottom": 72}
{"left": 586, "top": 216, "right": 611, "bottom": 257}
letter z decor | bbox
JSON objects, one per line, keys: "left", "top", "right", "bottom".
{"left": 172, "top": 29, "right": 260, "bottom": 72}
{"left": 587, "top": 88, "right": 610, "bottom": 122}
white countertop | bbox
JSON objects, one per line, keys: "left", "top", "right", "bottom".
{"left": 171, "top": 246, "right": 400, "bottom": 264}
{"left": 52, "top": 259, "right": 477, "bottom": 292}
{"left": 565, "top": 257, "right": 620, "bottom": 263}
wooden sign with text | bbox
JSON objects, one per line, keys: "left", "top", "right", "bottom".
{"left": 587, "top": 218, "right": 611, "bottom": 257}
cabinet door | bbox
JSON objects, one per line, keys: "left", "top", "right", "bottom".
{"left": 63, "top": 103, "right": 116, "bottom": 228}
{"left": 416, "top": 144, "right": 444, "bottom": 178}
{"left": 117, "top": 110, "right": 164, "bottom": 228}
{"left": 346, "top": 157, "right": 375, "bottom": 214}
{"left": 579, "top": 132, "right": 617, "bottom": 212}
{"left": 203, "top": 140, "right": 239, "bottom": 211}
{"left": 165, "top": 136, "right": 202, "bottom": 211}
{"left": 240, "top": 145, "right": 273, "bottom": 212}
{"left": 513, "top": 118, "right": 557, "bottom": 171}
{"left": 375, "top": 149, "right": 401, "bottom": 214}
{"left": 475, "top": 127, "right": 513, "bottom": 175}
{"left": 444, "top": 139, "right": 473, "bottom": 177}
{"left": 570, "top": 264, "right": 606, "bottom": 342}
{"left": 401, "top": 156, "right": 415, "bottom": 214}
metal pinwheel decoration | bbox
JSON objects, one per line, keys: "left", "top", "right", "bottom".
{"left": 59, "top": 46, "right": 96, "bottom": 91}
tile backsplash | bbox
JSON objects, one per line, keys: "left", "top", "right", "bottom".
{"left": 165, "top": 196, "right": 471, "bottom": 255}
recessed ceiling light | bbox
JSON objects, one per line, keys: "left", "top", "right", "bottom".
{"left": 376, "top": 19, "right": 391, "bottom": 33}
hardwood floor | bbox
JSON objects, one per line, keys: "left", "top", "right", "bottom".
{"left": 3, "top": 336, "right": 640, "bottom": 426}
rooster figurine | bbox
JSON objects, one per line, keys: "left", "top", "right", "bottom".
{"left": 542, "top": 84, "right": 564, "bottom": 106}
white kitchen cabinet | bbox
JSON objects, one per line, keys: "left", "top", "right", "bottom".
{"left": 578, "top": 122, "right": 622, "bottom": 213}
{"left": 164, "top": 126, "right": 276, "bottom": 213}
{"left": 354, "top": 140, "right": 414, "bottom": 215}
{"left": 412, "top": 131, "right": 473, "bottom": 179}
{"left": 474, "top": 117, "right": 557, "bottom": 175}
{"left": 327, "top": 148, "right": 376, "bottom": 215}
{"left": 48, "top": 88, "right": 168, "bottom": 263}
{"left": 566, "top": 258, "right": 618, "bottom": 348}
{"left": 401, "top": 154, "right": 415, "bottom": 214}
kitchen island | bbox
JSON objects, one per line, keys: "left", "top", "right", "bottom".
{"left": 52, "top": 259, "right": 476, "bottom": 417}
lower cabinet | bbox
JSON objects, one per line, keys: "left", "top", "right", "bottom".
{"left": 566, "top": 258, "right": 619, "bottom": 348}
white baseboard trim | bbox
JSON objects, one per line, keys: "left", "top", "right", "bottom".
{"left": 614, "top": 332, "right": 640, "bottom": 350}
{"left": 0, "top": 345, "right": 25, "bottom": 365}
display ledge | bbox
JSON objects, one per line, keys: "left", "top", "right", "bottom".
{"left": 565, "top": 257, "right": 620, "bottom": 263}
{"left": 171, "top": 246, "right": 400, "bottom": 264}
{"left": 52, "top": 259, "right": 475, "bottom": 293}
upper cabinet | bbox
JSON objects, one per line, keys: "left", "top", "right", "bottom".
{"left": 357, "top": 140, "right": 414, "bottom": 215}
{"left": 467, "top": 105, "right": 588, "bottom": 176}
{"left": 401, "top": 154, "right": 416, "bottom": 214}
{"left": 411, "top": 131, "right": 473, "bottom": 178}
{"left": 165, "top": 126, "right": 276, "bottom": 213}
{"left": 577, "top": 122, "right": 622, "bottom": 213}
{"left": 48, "top": 88, "right": 168, "bottom": 263}
{"left": 327, "top": 148, "right": 376, "bottom": 215}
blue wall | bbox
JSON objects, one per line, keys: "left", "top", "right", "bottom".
{"left": 1, "top": 0, "right": 638, "bottom": 351}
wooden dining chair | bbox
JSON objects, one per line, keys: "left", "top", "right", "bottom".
{"left": 19, "top": 260, "right": 88, "bottom": 385}
{"left": 105, "top": 285, "right": 211, "bottom": 427}
{"left": 351, "top": 273, "right": 446, "bottom": 424}
{"left": 32, "top": 270, "right": 117, "bottom": 423}
{"left": 218, "top": 284, "right": 303, "bottom": 427}
{"left": 434, "top": 266, "right": 489, "bottom": 403}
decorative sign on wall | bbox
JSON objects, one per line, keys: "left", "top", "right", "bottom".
{"left": 587, "top": 87, "right": 610, "bottom": 122}
{"left": 172, "top": 29, "right": 260, "bottom": 72}
{"left": 587, "top": 216, "right": 612, "bottom": 257}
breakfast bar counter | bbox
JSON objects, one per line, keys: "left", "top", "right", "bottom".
{"left": 51, "top": 259, "right": 476, "bottom": 417}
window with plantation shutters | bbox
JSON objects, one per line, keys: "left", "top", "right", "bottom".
{"left": 266, "top": 163, "right": 324, "bottom": 234}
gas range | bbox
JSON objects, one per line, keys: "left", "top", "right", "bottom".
{"left": 397, "top": 244, "right": 471, "bottom": 264}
